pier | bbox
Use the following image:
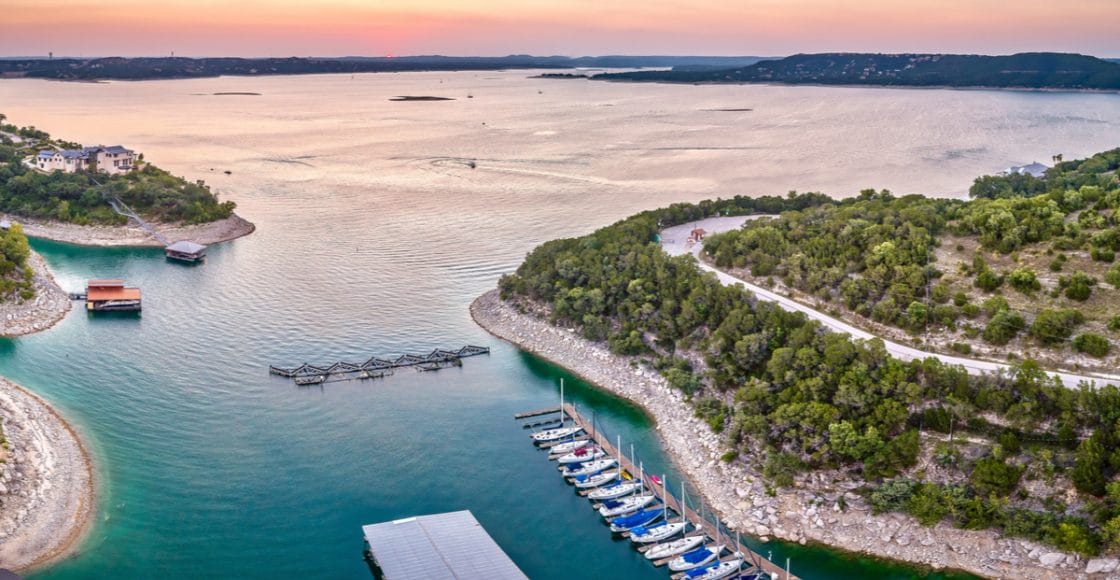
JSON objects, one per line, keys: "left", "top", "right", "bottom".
{"left": 525, "top": 403, "right": 798, "bottom": 580}
{"left": 270, "top": 345, "right": 490, "bottom": 384}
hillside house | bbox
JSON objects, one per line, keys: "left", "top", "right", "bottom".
{"left": 35, "top": 145, "right": 136, "bottom": 175}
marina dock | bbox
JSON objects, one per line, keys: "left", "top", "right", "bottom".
{"left": 270, "top": 345, "right": 490, "bottom": 385}
{"left": 362, "top": 510, "right": 527, "bottom": 580}
{"left": 525, "top": 403, "right": 798, "bottom": 580}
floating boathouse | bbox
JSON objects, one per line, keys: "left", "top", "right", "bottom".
{"left": 361, "top": 510, "right": 526, "bottom": 580}
{"left": 84, "top": 279, "right": 142, "bottom": 312}
{"left": 164, "top": 240, "right": 208, "bottom": 263}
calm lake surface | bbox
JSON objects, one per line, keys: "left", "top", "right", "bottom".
{"left": 1, "top": 72, "right": 1118, "bottom": 579}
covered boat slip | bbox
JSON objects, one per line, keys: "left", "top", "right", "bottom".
{"left": 164, "top": 240, "right": 208, "bottom": 263}
{"left": 362, "top": 510, "right": 527, "bottom": 580}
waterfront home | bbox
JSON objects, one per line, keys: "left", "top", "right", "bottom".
{"left": 1005, "top": 161, "right": 1049, "bottom": 178}
{"left": 34, "top": 145, "right": 136, "bottom": 175}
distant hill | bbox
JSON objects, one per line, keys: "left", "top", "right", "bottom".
{"left": 595, "top": 52, "right": 1120, "bottom": 90}
{"left": 0, "top": 55, "right": 768, "bottom": 81}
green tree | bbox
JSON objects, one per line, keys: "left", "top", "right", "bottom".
{"left": 1072, "top": 435, "right": 1107, "bottom": 496}
{"left": 1007, "top": 268, "right": 1041, "bottom": 293}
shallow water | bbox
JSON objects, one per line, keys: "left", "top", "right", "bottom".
{"left": 0, "top": 72, "right": 1117, "bottom": 578}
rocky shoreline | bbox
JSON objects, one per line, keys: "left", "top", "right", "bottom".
{"left": 5, "top": 212, "right": 255, "bottom": 247}
{"left": 0, "top": 251, "right": 71, "bottom": 337}
{"left": 0, "top": 377, "right": 95, "bottom": 573}
{"left": 470, "top": 288, "right": 1116, "bottom": 579}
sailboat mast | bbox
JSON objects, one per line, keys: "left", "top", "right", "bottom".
{"left": 616, "top": 434, "right": 622, "bottom": 481}
{"left": 559, "top": 378, "right": 564, "bottom": 428}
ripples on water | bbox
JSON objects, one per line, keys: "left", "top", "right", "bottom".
{"left": 0, "top": 72, "right": 1116, "bottom": 579}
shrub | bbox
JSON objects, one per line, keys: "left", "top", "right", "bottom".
{"left": 1060, "top": 272, "right": 1097, "bottom": 301}
{"left": 763, "top": 452, "right": 805, "bottom": 488}
{"left": 1108, "top": 315, "right": 1120, "bottom": 332}
{"left": 975, "top": 269, "right": 1004, "bottom": 292}
{"left": 1073, "top": 333, "right": 1110, "bottom": 357}
{"left": 1029, "top": 308, "right": 1085, "bottom": 345}
{"left": 1008, "top": 268, "right": 1041, "bottom": 293}
{"left": 970, "top": 457, "right": 1023, "bottom": 497}
{"left": 984, "top": 310, "right": 1026, "bottom": 345}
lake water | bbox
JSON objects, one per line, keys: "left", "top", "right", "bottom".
{"left": 1, "top": 72, "right": 1118, "bottom": 579}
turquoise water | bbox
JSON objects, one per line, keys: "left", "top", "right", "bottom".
{"left": 2, "top": 71, "right": 1116, "bottom": 578}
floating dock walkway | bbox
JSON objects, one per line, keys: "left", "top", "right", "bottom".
{"left": 522, "top": 403, "right": 798, "bottom": 580}
{"left": 362, "top": 510, "right": 527, "bottom": 579}
{"left": 270, "top": 345, "right": 490, "bottom": 385}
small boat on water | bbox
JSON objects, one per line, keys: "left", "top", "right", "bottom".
{"left": 561, "top": 458, "right": 616, "bottom": 477}
{"left": 609, "top": 508, "right": 662, "bottom": 533}
{"left": 631, "top": 520, "right": 687, "bottom": 544}
{"left": 556, "top": 446, "right": 605, "bottom": 464}
{"left": 599, "top": 494, "right": 657, "bottom": 518}
{"left": 644, "top": 534, "right": 706, "bottom": 560}
{"left": 586, "top": 480, "right": 641, "bottom": 501}
{"left": 573, "top": 470, "right": 620, "bottom": 489}
{"left": 682, "top": 558, "right": 743, "bottom": 580}
{"left": 548, "top": 438, "right": 591, "bottom": 456}
{"left": 668, "top": 545, "right": 725, "bottom": 571}
{"left": 530, "top": 425, "right": 584, "bottom": 443}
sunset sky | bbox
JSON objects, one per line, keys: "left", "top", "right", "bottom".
{"left": 3, "top": 0, "right": 1118, "bottom": 58}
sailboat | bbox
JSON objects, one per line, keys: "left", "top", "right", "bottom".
{"left": 555, "top": 446, "right": 605, "bottom": 464}
{"left": 530, "top": 379, "right": 584, "bottom": 442}
{"left": 572, "top": 469, "right": 621, "bottom": 489}
{"left": 668, "top": 544, "right": 725, "bottom": 571}
{"left": 561, "top": 458, "right": 616, "bottom": 477}
{"left": 645, "top": 482, "right": 705, "bottom": 559}
{"left": 630, "top": 475, "right": 686, "bottom": 543}
{"left": 608, "top": 507, "right": 662, "bottom": 533}
{"left": 680, "top": 558, "right": 743, "bottom": 579}
{"left": 588, "top": 458, "right": 643, "bottom": 500}
{"left": 547, "top": 438, "right": 591, "bottom": 456}
{"left": 598, "top": 493, "right": 658, "bottom": 518}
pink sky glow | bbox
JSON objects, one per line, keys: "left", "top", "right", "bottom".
{"left": 2, "top": 0, "right": 1118, "bottom": 58}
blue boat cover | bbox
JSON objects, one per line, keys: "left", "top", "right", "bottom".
{"left": 682, "top": 548, "right": 713, "bottom": 564}
{"left": 611, "top": 509, "right": 658, "bottom": 528}
{"left": 686, "top": 562, "right": 717, "bottom": 578}
{"left": 601, "top": 498, "right": 624, "bottom": 509}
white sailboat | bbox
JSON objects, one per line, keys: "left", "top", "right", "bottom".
{"left": 598, "top": 493, "right": 657, "bottom": 518}
{"left": 561, "top": 458, "right": 616, "bottom": 477}
{"left": 645, "top": 482, "right": 704, "bottom": 559}
{"left": 680, "top": 558, "right": 742, "bottom": 579}
{"left": 530, "top": 379, "right": 584, "bottom": 442}
{"left": 555, "top": 446, "right": 605, "bottom": 464}
{"left": 630, "top": 474, "right": 685, "bottom": 544}
{"left": 668, "top": 544, "right": 725, "bottom": 571}
{"left": 573, "top": 469, "right": 621, "bottom": 489}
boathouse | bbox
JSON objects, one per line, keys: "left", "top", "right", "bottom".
{"left": 362, "top": 510, "right": 526, "bottom": 580}
{"left": 165, "top": 240, "right": 207, "bottom": 263}
{"left": 85, "top": 279, "right": 142, "bottom": 312}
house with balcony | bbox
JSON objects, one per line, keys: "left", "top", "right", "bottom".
{"left": 34, "top": 145, "right": 136, "bottom": 175}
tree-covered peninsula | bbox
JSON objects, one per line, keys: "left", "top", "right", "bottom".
{"left": 702, "top": 148, "right": 1120, "bottom": 370}
{"left": 0, "top": 116, "right": 235, "bottom": 225}
{"left": 594, "top": 52, "right": 1120, "bottom": 91}
{"left": 497, "top": 158, "right": 1120, "bottom": 557}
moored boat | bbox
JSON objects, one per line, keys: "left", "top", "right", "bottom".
{"left": 530, "top": 425, "right": 584, "bottom": 443}
{"left": 682, "top": 558, "right": 742, "bottom": 580}
{"left": 609, "top": 508, "right": 662, "bottom": 533}
{"left": 561, "top": 458, "right": 616, "bottom": 477}
{"left": 644, "top": 534, "right": 706, "bottom": 560}
{"left": 668, "top": 545, "right": 725, "bottom": 571}
{"left": 548, "top": 438, "right": 592, "bottom": 456}
{"left": 599, "top": 493, "right": 657, "bottom": 518}
{"left": 555, "top": 446, "right": 605, "bottom": 464}
{"left": 630, "top": 520, "right": 686, "bottom": 544}
{"left": 573, "top": 470, "right": 620, "bottom": 489}
{"left": 586, "top": 480, "right": 641, "bottom": 501}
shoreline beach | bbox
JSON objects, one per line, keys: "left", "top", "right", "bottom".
{"left": 0, "top": 250, "right": 72, "bottom": 338}
{"left": 0, "top": 377, "right": 96, "bottom": 573}
{"left": 7, "top": 213, "right": 256, "bottom": 248}
{"left": 470, "top": 288, "right": 1104, "bottom": 579}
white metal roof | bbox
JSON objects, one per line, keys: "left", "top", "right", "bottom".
{"left": 362, "top": 510, "right": 527, "bottom": 580}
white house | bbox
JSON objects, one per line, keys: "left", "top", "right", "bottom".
{"left": 34, "top": 145, "right": 136, "bottom": 175}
